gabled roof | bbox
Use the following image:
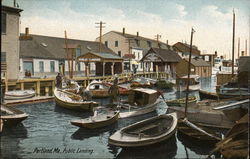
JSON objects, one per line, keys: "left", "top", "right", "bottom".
{"left": 91, "top": 52, "right": 123, "bottom": 60}
{"left": 173, "top": 42, "right": 200, "bottom": 55}
{"left": 20, "top": 34, "right": 115, "bottom": 60}
{"left": 142, "top": 47, "right": 182, "bottom": 63}
{"left": 109, "top": 31, "right": 173, "bottom": 51}
{"left": 184, "top": 58, "right": 211, "bottom": 67}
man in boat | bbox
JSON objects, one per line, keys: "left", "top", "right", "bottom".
{"left": 108, "top": 75, "right": 120, "bottom": 105}
{"left": 56, "top": 73, "right": 62, "bottom": 88}
{"left": 79, "top": 87, "right": 92, "bottom": 101}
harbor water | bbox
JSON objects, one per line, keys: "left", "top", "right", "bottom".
{"left": 1, "top": 77, "right": 218, "bottom": 159}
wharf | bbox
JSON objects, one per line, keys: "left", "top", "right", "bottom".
{"left": 4, "top": 96, "right": 54, "bottom": 106}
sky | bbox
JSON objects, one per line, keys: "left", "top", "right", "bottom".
{"left": 3, "top": 0, "right": 250, "bottom": 58}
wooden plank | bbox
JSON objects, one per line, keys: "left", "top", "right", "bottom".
{"left": 213, "top": 99, "right": 249, "bottom": 110}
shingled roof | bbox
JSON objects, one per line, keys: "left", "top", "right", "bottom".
{"left": 20, "top": 34, "right": 115, "bottom": 60}
{"left": 142, "top": 47, "right": 182, "bottom": 63}
{"left": 173, "top": 42, "right": 200, "bottom": 55}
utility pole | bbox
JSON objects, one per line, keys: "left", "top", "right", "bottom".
{"left": 184, "top": 28, "right": 195, "bottom": 118}
{"left": 231, "top": 10, "right": 235, "bottom": 76}
{"left": 238, "top": 38, "right": 240, "bottom": 59}
{"left": 64, "top": 31, "right": 71, "bottom": 79}
{"left": 155, "top": 34, "right": 161, "bottom": 42}
{"left": 95, "top": 21, "right": 106, "bottom": 53}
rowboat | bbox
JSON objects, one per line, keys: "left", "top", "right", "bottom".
{"left": 176, "top": 75, "right": 200, "bottom": 92}
{"left": 4, "top": 90, "right": 35, "bottom": 100}
{"left": 54, "top": 88, "right": 98, "bottom": 111}
{"left": 86, "top": 80, "right": 110, "bottom": 98}
{"left": 166, "top": 96, "right": 197, "bottom": 107}
{"left": 131, "top": 77, "right": 152, "bottom": 88}
{"left": 0, "top": 105, "right": 28, "bottom": 126}
{"left": 71, "top": 107, "right": 119, "bottom": 129}
{"left": 109, "top": 113, "right": 177, "bottom": 147}
{"left": 177, "top": 118, "right": 221, "bottom": 145}
{"left": 118, "top": 88, "right": 161, "bottom": 118}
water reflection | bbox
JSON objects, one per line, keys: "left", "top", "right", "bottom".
{"left": 116, "top": 135, "right": 177, "bottom": 159}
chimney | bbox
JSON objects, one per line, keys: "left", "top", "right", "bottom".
{"left": 122, "top": 28, "right": 125, "bottom": 35}
{"left": 25, "top": 27, "right": 29, "bottom": 35}
{"left": 241, "top": 51, "right": 244, "bottom": 56}
{"left": 136, "top": 32, "right": 139, "bottom": 37}
{"left": 166, "top": 40, "right": 168, "bottom": 45}
{"left": 14, "top": 0, "right": 16, "bottom": 7}
{"left": 215, "top": 51, "right": 217, "bottom": 57}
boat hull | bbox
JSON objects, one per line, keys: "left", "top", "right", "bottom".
{"left": 166, "top": 96, "right": 197, "bottom": 107}
{"left": 71, "top": 111, "right": 119, "bottom": 129}
{"left": 1, "top": 105, "right": 28, "bottom": 126}
{"left": 4, "top": 90, "right": 35, "bottom": 100}
{"left": 109, "top": 113, "right": 177, "bottom": 147}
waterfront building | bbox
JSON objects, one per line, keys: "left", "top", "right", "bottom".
{"left": 199, "top": 52, "right": 217, "bottom": 67}
{"left": 173, "top": 42, "right": 201, "bottom": 58}
{"left": 176, "top": 57, "right": 212, "bottom": 78}
{"left": 19, "top": 29, "right": 115, "bottom": 78}
{"left": 96, "top": 28, "right": 173, "bottom": 72}
{"left": 141, "top": 47, "right": 182, "bottom": 79}
{"left": 1, "top": 5, "right": 23, "bottom": 80}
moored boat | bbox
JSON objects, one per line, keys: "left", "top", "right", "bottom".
{"left": 176, "top": 75, "right": 200, "bottom": 92}
{"left": 166, "top": 96, "right": 197, "bottom": 107}
{"left": 105, "top": 82, "right": 129, "bottom": 95}
{"left": 118, "top": 88, "right": 161, "bottom": 118}
{"left": 54, "top": 88, "right": 98, "bottom": 111}
{"left": 1, "top": 105, "right": 28, "bottom": 126}
{"left": 4, "top": 90, "right": 35, "bottom": 100}
{"left": 86, "top": 80, "right": 110, "bottom": 98}
{"left": 108, "top": 112, "right": 177, "bottom": 147}
{"left": 70, "top": 107, "right": 119, "bottom": 129}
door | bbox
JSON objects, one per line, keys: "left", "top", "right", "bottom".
{"left": 23, "top": 61, "right": 34, "bottom": 75}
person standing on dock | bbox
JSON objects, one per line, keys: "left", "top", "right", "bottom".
{"left": 56, "top": 73, "right": 62, "bottom": 88}
{"left": 108, "top": 75, "right": 120, "bottom": 105}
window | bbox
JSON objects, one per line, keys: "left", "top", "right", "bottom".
{"left": 118, "top": 51, "right": 121, "bottom": 57}
{"left": 135, "top": 39, "right": 140, "bottom": 46}
{"left": 1, "top": 12, "right": 6, "bottom": 34}
{"left": 76, "top": 47, "right": 81, "bottom": 57}
{"left": 147, "top": 41, "right": 152, "bottom": 47}
{"left": 50, "top": 61, "right": 55, "bottom": 72}
{"left": 39, "top": 61, "right": 44, "bottom": 72}
{"left": 105, "top": 41, "right": 108, "bottom": 47}
{"left": 1, "top": 52, "right": 6, "bottom": 62}
{"left": 78, "top": 63, "right": 81, "bottom": 71}
{"left": 138, "top": 52, "right": 140, "bottom": 60}
{"left": 115, "top": 41, "right": 118, "bottom": 47}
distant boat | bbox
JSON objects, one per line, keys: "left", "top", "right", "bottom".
{"left": 86, "top": 80, "right": 110, "bottom": 98}
{"left": 109, "top": 113, "right": 177, "bottom": 147}
{"left": 54, "top": 88, "right": 98, "bottom": 111}
{"left": 177, "top": 75, "right": 200, "bottom": 92}
{"left": 131, "top": 77, "right": 152, "bottom": 88}
{"left": 4, "top": 90, "right": 35, "bottom": 100}
{"left": 0, "top": 105, "right": 28, "bottom": 126}
{"left": 71, "top": 107, "right": 119, "bottom": 129}
{"left": 166, "top": 96, "right": 197, "bottom": 107}
{"left": 118, "top": 88, "right": 161, "bottom": 118}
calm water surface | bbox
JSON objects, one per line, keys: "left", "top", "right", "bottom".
{"left": 1, "top": 77, "right": 218, "bottom": 159}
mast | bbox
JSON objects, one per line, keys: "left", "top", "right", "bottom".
{"left": 238, "top": 38, "right": 240, "bottom": 59}
{"left": 64, "top": 31, "right": 71, "bottom": 79}
{"left": 231, "top": 10, "right": 235, "bottom": 76}
{"left": 184, "top": 28, "right": 195, "bottom": 118}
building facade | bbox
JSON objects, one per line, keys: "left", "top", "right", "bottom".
{"left": 173, "top": 42, "right": 201, "bottom": 58}
{"left": 1, "top": 5, "right": 22, "bottom": 80}
{"left": 19, "top": 30, "right": 115, "bottom": 78}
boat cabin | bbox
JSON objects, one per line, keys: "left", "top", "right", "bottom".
{"left": 128, "top": 88, "right": 159, "bottom": 106}
{"left": 177, "top": 75, "right": 200, "bottom": 85}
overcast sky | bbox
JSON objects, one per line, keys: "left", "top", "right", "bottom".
{"left": 3, "top": 0, "right": 250, "bottom": 58}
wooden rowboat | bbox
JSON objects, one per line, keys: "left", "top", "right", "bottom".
{"left": 71, "top": 107, "right": 119, "bottom": 129}
{"left": 4, "top": 90, "right": 35, "bottom": 100}
{"left": 108, "top": 112, "right": 177, "bottom": 147}
{"left": 178, "top": 118, "right": 221, "bottom": 144}
{"left": 54, "top": 88, "right": 98, "bottom": 111}
{"left": 1, "top": 105, "right": 28, "bottom": 126}
{"left": 86, "top": 80, "right": 110, "bottom": 98}
{"left": 166, "top": 96, "right": 197, "bottom": 107}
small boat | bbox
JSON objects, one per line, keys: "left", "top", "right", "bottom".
{"left": 131, "top": 77, "right": 152, "bottom": 88}
{"left": 4, "top": 90, "right": 35, "bottom": 100}
{"left": 54, "top": 88, "right": 98, "bottom": 111}
{"left": 0, "top": 105, "right": 28, "bottom": 126}
{"left": 86, "top": 80, "right": 110, "bottom": 98}
{"left": 118, "top": 88, "right": 161, "bottom": 118}
{"left": 177, "top": 118, "right": 221, "bottom": 144}
{"left": 105, "top": 82, "right": 129, "bottom": 95}
{"left": 176, "top": 75, "right": 200, "bottom": 92}
{"left": 166, "top": 96, "right": 197, "bottom": 107}
{"left": 109, "top": 113, "right": 177, "bottom": 147}
{"left": 70, "top": 107, "right": 119, "bottom": 129}
{"left": 218, "top": 84, "right": 250, "bottom": 99}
